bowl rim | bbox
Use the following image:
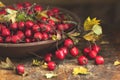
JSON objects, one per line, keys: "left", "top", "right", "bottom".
{"left": 0, "top": 7, "right": 80, "bottom": 47}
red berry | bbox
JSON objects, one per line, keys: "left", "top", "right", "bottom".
{"left": 17, "top": 31, "right": 24, "bottom": 39}
{"left": 92, "top": 45, "right": 100, "bottom": 53}
{"left": 16, "top": 3, "right": 23, "bottom": 10}
{"left": 47, "top": 61, "right": 56, "bottom": 71}
{"left": 18, "top": 21, "right": 25, "bottom": 30}
{"left": 25, "top": 29, "right": 32, "bottom": 37}
{"left": 25, "top": 20, "right": 34, "bottom": 29}
{"left": 89, "top": 50, "right": 97, "bottom": 59}
{"left": 45, "top": 25, "right": 52, "bottom": 32}
{"left": 34, "top": 5, "right": 42, "bottom": 12}
{"left": 16, "top": 64, "right": 25, "bottom": 75}
{"left": 0, "top": 36, "right": 3, "bottom": 43}
{"left": 64, "top": 38, "right": 74, "bottom": 48}
{"left": 55, "top": 50, "right": 65, "bottom": 60}
{"left": 25, "top": 38, "right": 31, "bottom": 43}
{"left": 24, "top": 2, "right": 31, "bottom": 8}
{"left": 83, "top": 47, "right": 91, "bottom": 56}
{"left": 34, "top": 32, "right": 43, "bottom": 41}
{"left": 51, "top": 8, "right": 59, "bottom": 13}
{"left": 78, "top": 56, "right": 88, "bottom": 65}
{"left": 95, "top": 56, "right": 104, "bottom": 65}
{"left": 57, "top": 24, "right": 65, "bottom": 31}
{"left": 42, "top": 32, "right": 49, "bottom": 40}
{"left": 44, "top": 53, "right": 52, "bottom": 62}
{"left": 70, "top": 46, "right": 79, "bottom": 57}
{"left": 60, "top": 47, "right": 68, "bottom": 56}
{"left": 10, "top": 22, "right": 18, "bottom": 30}
{"left": 5, "top": 36, "right": 12, "bottom": 43}
{"left": 48, "top": 20, "right": 55, "bottom": 26}
{"left": 11, "top": 35, "right": 20, "bottom": 43}
{"left": 41, "top": 17, "right": 47, "bottom": 22}
{"left": 47, "top": 10, "right": 54, "bottom": 16}
{"left": 32, "top": 24, "right": 40, "bottom": 32}
{"left": 2, "top": 28, "right": 10, "bottom": 37}
{"left": 0, "top": 10, "right": 6, "bottom": 15}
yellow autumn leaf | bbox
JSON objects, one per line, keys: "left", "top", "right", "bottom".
{"left": 4, "top": 8, "right": 17, "bottom": 23}
{"left": 72, "top": 67, "right": 90, "bottom": 75}
{"left": 45, "top": 73, "right": 58, "bottom": 79}
{"left": 114, "top": 60, "right": 120, "bottom": 66}
{"left": 84, "top": 17, "right": 100, "bottom": 31}
{"left": 83, "top": 31, "right": 99, "bottom": 41}
{"left": 0, "top": 1, "right": 5, "bottom": 7}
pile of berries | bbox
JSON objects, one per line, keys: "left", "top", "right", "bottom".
{"left": 0, "top": 2, "right": 76, "bottom": 43}
{"left": 44, "top": 38, "right": 104, "bottom": 71}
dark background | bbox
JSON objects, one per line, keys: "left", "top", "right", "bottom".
{"left": 1, "top": 0, "right": 120, "bottom": 43}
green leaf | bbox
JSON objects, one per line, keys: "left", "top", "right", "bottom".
{"left": 16, "top": 12, "right": 26, "bottom": 21}
{"left": 92, "top": 24, "right": 102, "bottom": 35}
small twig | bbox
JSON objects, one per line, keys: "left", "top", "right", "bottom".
{"left": 28, "top": 52, "right": 43, "bottom": 59}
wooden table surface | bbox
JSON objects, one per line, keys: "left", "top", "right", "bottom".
{"left": 0, "top": 1, "right": 120, "bottom": 80}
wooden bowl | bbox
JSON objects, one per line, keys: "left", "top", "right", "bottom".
{"left": 0, "top": 8, "right": 80, "bottom": 58}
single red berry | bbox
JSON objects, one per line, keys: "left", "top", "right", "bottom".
{"left": 47, "top": 10, "right": 54, "bottom": 16}
{"left": 16, "top": 3, "right": 23, "bottom": 10}
{"left": 0, "top": 9, "right": 6, "bottom": 15}
{"left": 47, "top": 61, "right": 56, "bottom": 71}
{"left": 64, "top": 24, "right": 70, "bottom": 30}
{"left": 70, "top": 46, "right": 79, "bottom": 57}
{"left": 18, "top": 21, "right": 25, "bottom": 30}
{"left": 57, "top": 24, "right": 65, "bottom": 31}
{"left": 34, "top": 5, "right": 42, "bottom": 12}
{"left": 2, "top": 28, "right": 10, "bottom": 37}
{"left": 64, "top": 38, "right": 74, "bottom": 48}
{"left": 48, "top": 20, "right": 55, "bottom": 26}
{"left": 77, "top": 56, "right": 88, "bottom": 65}
{"left": 95, "top": 56, "right": 104, "bottom": 65}
{"left": 23, "top": 2, "right": 31, "bottom": 8}
{"left": 45, "top": 25, "right": 52, "bottom": 32}
{"left": 83, "top": 47, "right": 91, "bottom": 56}
{"left": 44, "top": 53, "right": 52, "bottom": 62}
{"left": 17, "top": 31, "right": 25, "bottom": 39}
{"left": 25, "top": 38, "right": 31, "bottom": 43}
{"left": 32, "top": 24, "right": 40, "bottom": 32}
{"left": 25, "top": 20, "right": 34, "bottom": 29}
{"left": 60, "top": 46, "right": 68, "bottom": 56}
{"left": 5, "top": 36, "right": 12, "bottom": 43}
{"left": 0, "top": 36, "right": 3, "bottom": 43}
{"left": 10, "top": 22, "right": 18, "bottom": 30}
{"left": 16, "top": 64, "right": 25, "bottom": 75}
{"left": 11, "top": 35, "right": 20, "bottom": 43}
{"left": 41, "top": 17, "right": 47, "bottom": 22}
{"left": 51, "top": 8, "right": 59, "bottom": 13}
{"left": 92, "top": 45, "right": 100, "bottom": 53}
{"left": 89, "top": 50, "right": 97, "bottom": 59}
{"left": 42, "top": 32, "right": 49, "bottom": 40}
{"left": 34, "top": 32, "right": 43, "bottom": 41}
{"left": 55, "top": 50, "right": 65, "bottom": 60}
{"left": 25, "top": 29, "right": 32, "bottom": 37}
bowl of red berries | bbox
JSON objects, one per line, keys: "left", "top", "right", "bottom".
{"left": 0, "top": 2, "right": 80, "bottom": 58}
